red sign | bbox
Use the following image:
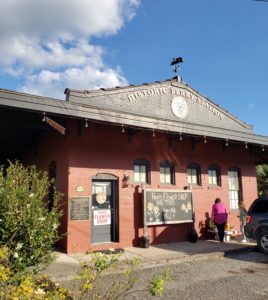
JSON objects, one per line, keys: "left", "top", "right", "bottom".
{"left": 94, "top": 210, "right": 111, "bottom": 226}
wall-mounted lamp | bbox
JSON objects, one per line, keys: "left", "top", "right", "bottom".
{"left": 262, "top": 145, "right": 265, "bottom": 152}
{"left": 152, "top": 129, "right": 155, "bottom": 137}
{"left": 42, "top": 112, "right": 46, "bottom": 122}
{"left": 121, "top": 124, "right": 125, "bottom": 133}
{"left": 225, "top": 139, "right": 229, "bottom": 147}
{"left": 85, "top": 118, "right": 88, "bottom": 128}
{"left": 204, "top": 136, "right": 207, "bottom": 144}
{"left": 179, "top": 132, "right": 183, "bottom": 141}
{"left": 122, "top": 174, "right": 131, "bottom": 188}
{"left": 245, "top": 142, "right": 248, "bottom": 149}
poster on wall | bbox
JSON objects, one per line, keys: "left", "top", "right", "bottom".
{"left": 143, "top": 189, "right": 193, "bottom": 225}
{"left": 93, "top": 209, "right": 111, "bottom": 226}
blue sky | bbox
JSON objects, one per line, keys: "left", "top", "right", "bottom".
{"left": 0, "top": 0, "right": 268, "bottom": 135}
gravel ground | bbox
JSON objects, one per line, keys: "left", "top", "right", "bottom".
{"left": 126, "top": 248, "right": 268, "bottom": 300}
{"left": 61, "top": 248, "right": 268, "bottom": 299}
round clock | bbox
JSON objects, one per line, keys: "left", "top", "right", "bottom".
{"left": 96, "top": 192, "right": 107, "bottom": 204}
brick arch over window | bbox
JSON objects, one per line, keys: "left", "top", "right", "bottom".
{"left": 208, "top": 164, "right": 221, "bottom": 186}
{"left": 160, "top": 160, "right": 175, "bottom": 185}
{"left": 133, "top": 158, "right": 151, "bottom": 184}
{"left": 91, "top": 173, "right": 118, "bottom": 180}
{"left": 187, "top": 162, "right": 201, "bottom": 186}
{"left": 228, "top": 166, "right": 242, "bottom": 210}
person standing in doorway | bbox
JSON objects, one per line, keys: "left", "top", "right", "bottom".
{"left": 238, "top": 201, "right": 248, "bottom": 242}
{"left": 211, "top": 198, "right": 228, "bottom": 243}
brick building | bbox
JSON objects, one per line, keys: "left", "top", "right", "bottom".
{"left": 0, "top": 77, "right": 268, "bottom": 253}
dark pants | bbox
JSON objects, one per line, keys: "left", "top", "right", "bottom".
{"left": 215, "top": 223, "right": 226, "bottom": 242}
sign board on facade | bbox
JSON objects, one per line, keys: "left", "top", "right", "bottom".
{"left": 127, "top": 87, "right": 225, "bottom": 120}
{"left": 76, "top": 186, "right": 84, "bottom": 192}
{"left": 143, "top": 189, "right": 193, "bottom": 225}
{"left": 45, "top": 116, "right": 66, "bottom": 135}
{"left": 70, "top": 197, "right": 90, "bottom": 220}
{"left": 93, "top": 209, "right": 111, "bottom": 226}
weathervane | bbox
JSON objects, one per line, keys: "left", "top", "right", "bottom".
{"left": 170, "top": 57, "right": 183, "bottom": 73}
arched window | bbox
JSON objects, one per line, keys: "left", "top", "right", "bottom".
{"left": 133, "top": 159, "right": 150, "bottom": 184}
{"left": 48, "top": 161, "right": 57, "bottom": 211}
{"left": 208, "top": 164, "right": 221, "bottom": 186}
{"left": 187, "top": 162, "right": 201, "bottom": 186}
{"left": 160, "top": 161, "right": 175, "bottom": 185}
{"left": 228, "top": 167, "right": 242, "bottom": 210}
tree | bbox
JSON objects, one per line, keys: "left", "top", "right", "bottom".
{"left": 256, "top": 164, "right": 268, "bottom": 196}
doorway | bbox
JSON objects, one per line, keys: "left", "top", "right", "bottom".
{"left": 91, "top": 179, "right": 118, "bottom": 244}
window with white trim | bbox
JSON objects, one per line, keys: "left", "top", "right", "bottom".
{"left": 228, "top": 168, "right": 241, "bottom": 210}
{"left": 134, "top": 159, "right": 150, "bottom": 184}
{"left": 160, "top": 161, "right": 175, "bottom": 184}
{"left": 187, "top": 163, "right": 201, "bottom": 186}
{"left": 208, "top": 164, "right": 221, "bottom": 186}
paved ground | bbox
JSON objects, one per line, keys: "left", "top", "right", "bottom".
{"left": 125, "top": 249, "right": 268, "bottom": 299}
{"left": 44, "top": 238, "right": 257, "bottom": 282}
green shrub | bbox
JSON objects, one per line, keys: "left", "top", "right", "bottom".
{"left": 256, "top": 164, "right": 268, "bottom": 196}
{"left": 75, "top": 251, "right": 171, "bottom": 299}
{"left": 0, "top": 246, "right": 70, "bottom": 299}
{"left": 0, "top": 247, "right": 170, "bottom": 299}
{"left": 0, "top": 161, "right": 63, "bottom": 272}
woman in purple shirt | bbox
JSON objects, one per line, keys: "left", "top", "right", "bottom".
{"left": 211, "top": 198, "right": 228, "bottom": 243}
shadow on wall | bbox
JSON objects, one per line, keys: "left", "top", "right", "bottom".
{"left": 198, "top": 212, "right": 217, "bottom": 240}
{"left": 132, "top": 185, "right": 143, "bottom": 246}
{"left": 149, "top": 224, "right": 191, "bottom": 245}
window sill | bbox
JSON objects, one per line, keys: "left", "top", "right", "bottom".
{"left": 133, "top": 182, "right": 149, "bottom": 185}
{"left": 189, "top": 185, "right": 203, "bottom": 189}
{"left": 132, "top": 183, "right": 151, "bottom": 191}
{"left": 158, "top": 183, "right": 175, "bottom": 187}
{"left": 207, "top": 185, "right": 222, "bottom": 190}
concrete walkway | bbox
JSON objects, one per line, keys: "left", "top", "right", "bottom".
{"left": 44, "top": 238, "right": 256, "bottom": 282}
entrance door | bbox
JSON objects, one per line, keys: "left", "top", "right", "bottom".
{"left": 91, "top": 180, "right": 118, "bottom": 243}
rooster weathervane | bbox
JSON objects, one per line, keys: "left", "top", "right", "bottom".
{"left": 170, "top": 57, "right": 183, "bottom": 73}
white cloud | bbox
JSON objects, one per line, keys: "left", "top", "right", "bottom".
{"left": 21, "top": 65, "right": 128, "bottom": 99}
{"left": 0, "top": 0, "right": 140, "bottom": 98}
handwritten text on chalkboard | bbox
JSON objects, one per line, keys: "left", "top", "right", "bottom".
{"left": 143, "top": 189, "right": 193, "bottom": 225}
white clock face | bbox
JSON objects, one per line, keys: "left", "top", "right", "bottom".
{"left": 96, "top": 192, "right": 107, "bottom": 204}
{"left": 171, "top": 96, "right": 188, "bottom": 119}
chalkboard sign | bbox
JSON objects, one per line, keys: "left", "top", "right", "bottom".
{"left": 70, "top": 197, "right": 90, "bottom": 220}
{"left": 143, "top": 189, "right": 193, "bottom": 225}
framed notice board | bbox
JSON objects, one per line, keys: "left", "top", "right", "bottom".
{"left": 70, "top": 197, "right": 90, "bottom": 221}
{"left": 143, "top": 189, "right": 193, "bottom": 226}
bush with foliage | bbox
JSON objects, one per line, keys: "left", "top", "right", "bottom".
{"left": 0, "top": 161, "right": 63, "bottom": 272}
{"left": 0, "top": 246, "right": 170, "bottom": 299}
{"left": 67, "top": 251, "right": 171, "bottom": 299}
{"left": 0, "top": 246, "right": 70, "bottom": 299}
{"left": 74, "top": 253, "right": 171, "bottom": 300}
{"left": 256, "top": 164, "right": 268, "bottom": 197}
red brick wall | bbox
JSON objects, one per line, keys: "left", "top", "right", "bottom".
{"left": 23, "top": 120, "right": 258, "bottom": 253}
{"left": 66, "top": 120, "right": 258, "bottom": 253}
